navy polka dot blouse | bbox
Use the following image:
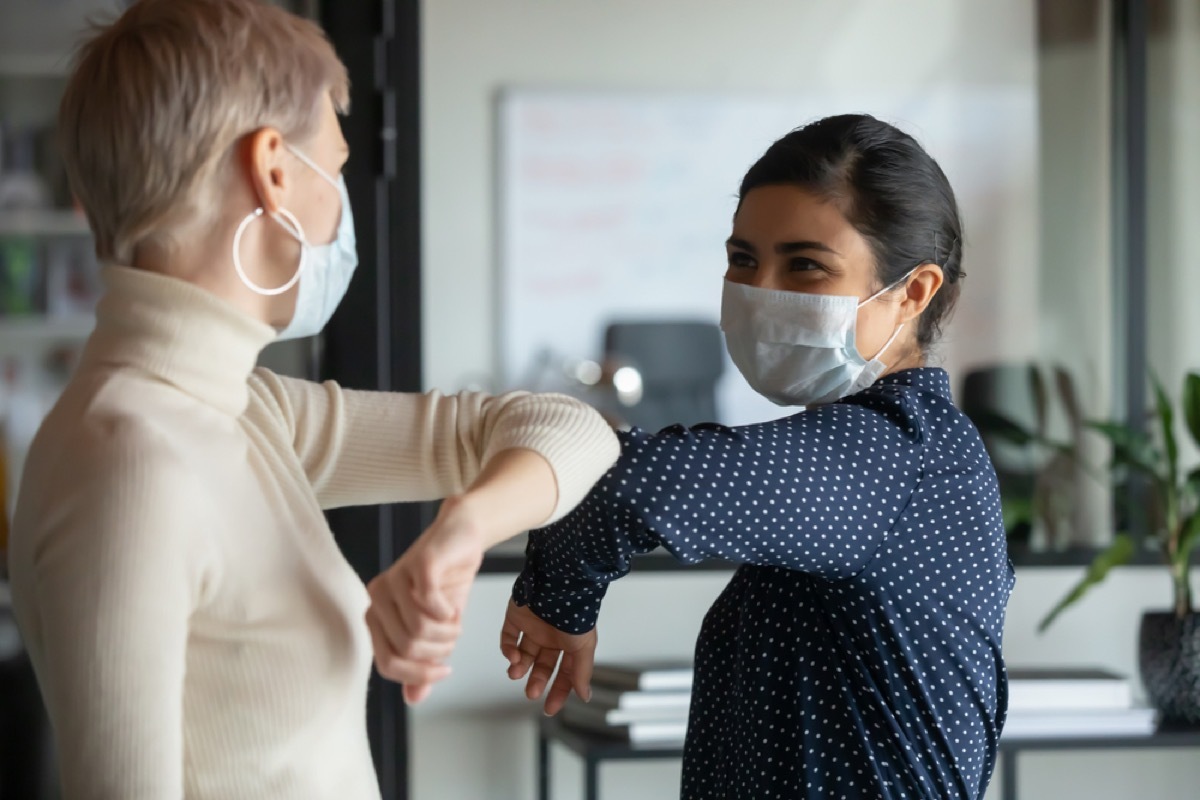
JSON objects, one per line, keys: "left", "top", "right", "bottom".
{"left": 513, "top": 368, "right": 1015, "bottom": 799}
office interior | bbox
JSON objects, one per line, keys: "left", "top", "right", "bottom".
{"left": 1, "top": 0, "right": 1199, "bottom": 798}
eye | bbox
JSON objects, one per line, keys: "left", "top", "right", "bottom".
{"left": 727, "top": 251, "right": 756, "bottom": 269}
{"left": 788, "top": 257, "right": 825, "bottom": 273}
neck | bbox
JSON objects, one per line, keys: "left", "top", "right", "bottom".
{"left": 131, "top": 221, "right": 293, "bottom": 331}
{"left": 882, "top": 343, "right": 926, "bottom": 377}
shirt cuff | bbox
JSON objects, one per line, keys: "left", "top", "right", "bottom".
{"left": 511, "top": 540, "right": 609, "bottom": 635}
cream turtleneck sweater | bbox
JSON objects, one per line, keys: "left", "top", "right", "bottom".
{"left": 8, "top": 266, "right": 619, "bottom": 799}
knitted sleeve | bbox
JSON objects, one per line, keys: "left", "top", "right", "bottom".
{"left": 247, "top": 370, "right": 619, "bottom": 521}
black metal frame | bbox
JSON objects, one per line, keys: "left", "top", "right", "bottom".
{"left": 320, "top": 1, "right": 425, "bottom": 798}
{"left": 1112, "top": 0, "right": 1151, "bottom": 545}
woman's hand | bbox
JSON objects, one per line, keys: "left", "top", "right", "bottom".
{"left": 500, "top": 599, "right": 597, "bottom": 715}
{"left": 366, "top": 496, "right": 484, "bottom": 705}
{"left": 366, "top": 448, "right": 560, "bottom": 705}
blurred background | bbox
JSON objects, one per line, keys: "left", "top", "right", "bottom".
{"left": 1, "top": 0, "right": 1199, "bottom": 798}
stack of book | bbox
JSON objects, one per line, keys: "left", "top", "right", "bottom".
{"left": 561, "top": 660, "right": 693, "bottom": 744}
{"left": 1003, "top": 667, "right": 1157, "bottom": 739}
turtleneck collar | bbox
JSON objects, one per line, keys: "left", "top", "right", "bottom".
{"left": 79, "top": 266, "right": 278, "bottom": 417}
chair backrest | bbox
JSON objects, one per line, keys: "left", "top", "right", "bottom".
{"left": 603, "top": 320, "right": 724, "bottom": 433}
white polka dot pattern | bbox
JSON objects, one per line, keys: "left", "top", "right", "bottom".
{"left": 513, "top": 368, "right": 1014, "bottom": 799}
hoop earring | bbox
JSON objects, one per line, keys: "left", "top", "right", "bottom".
{"left": 232, "top": 206, "right": 307, "bottom": 296}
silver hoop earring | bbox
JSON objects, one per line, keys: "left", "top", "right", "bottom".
{"left": 232, "top": 206, "right": 307, "bottom": 296}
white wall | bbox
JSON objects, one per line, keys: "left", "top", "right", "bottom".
{"left": 418, "top": 1, "right": 1200, "bottom": 798}
{"left": 421, "top": 0, "right": 1039, "bottom": 393}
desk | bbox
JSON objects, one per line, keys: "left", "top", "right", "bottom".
{"left": 996, "top": 724, "right": 1200, "bottom": 800}
{"left": 536, "top": 715, "right": 1200, "bottom": 800}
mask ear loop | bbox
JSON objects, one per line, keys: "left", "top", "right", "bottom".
{"left": 232, "top": 206, "right": 308, "bottom": 296}
{"left": 858, "top": 267, "right": 918, "bottom": 361}
{"left": 868, "top": 322, "right": 906, "bottom": 362}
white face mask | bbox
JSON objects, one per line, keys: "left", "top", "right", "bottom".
{"left": 720, "top": 275, "right": 909, "bottom": 407}
{"left": 232, "top": 144, "right": 359, "bottom": 341}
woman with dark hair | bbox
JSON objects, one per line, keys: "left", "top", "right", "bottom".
{"left": 487, "top": 114, "right": 1015, "bottom": 799}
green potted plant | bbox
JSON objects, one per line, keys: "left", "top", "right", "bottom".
{"left": 1035, "top": 373, "right": 1200, "bottom": 722}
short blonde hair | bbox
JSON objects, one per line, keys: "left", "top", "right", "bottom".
{"left": 59, "top": 0, "right": 350, "bottom": 264}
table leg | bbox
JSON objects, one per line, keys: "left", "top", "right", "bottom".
{"left": 538, "top": 727, "right": 550, "bottom": 800}
{"left": 1001, "top": 750, "right": 1018, "bottom": 800}
{"left": 585, "top": 754, "right": 599, "bottom": 800}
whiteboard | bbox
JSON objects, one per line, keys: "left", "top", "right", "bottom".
{"left": 497, "top": 88, "right": 1037, "bottom": 426}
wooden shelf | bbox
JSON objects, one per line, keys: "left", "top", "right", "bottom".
{"left": 0, "top": 315, "right": 94, "bottom": 346}
{"left": 0, "top": 210, "right": 90, "bottom": 238}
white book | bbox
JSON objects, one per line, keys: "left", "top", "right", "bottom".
{"left": 561, "top": 713, "right": 688, "bottom": 745}
{"left": 588, "top": 686, "right": 692, "bottom": 713}
{"left": 1002, "top": 707, "right": 1157, "bottom": 740}
{"left": 563, "top": 698, "right": 689, "bottom": 727}
{"left": 623, "top": 720, "right": 688, "bottom": 744}
{"left": 1007, "top": 668, "right": 1132, "bottom": 712}
{"left": 590, "top": 660, "right": 694, "bottom": 692}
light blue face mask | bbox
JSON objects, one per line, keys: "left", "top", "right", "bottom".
{"left": 720, "top": 272, "right": 911, "bottom": 407}
{"left": 232, "top": 144, "right": 358, "bottom": 340}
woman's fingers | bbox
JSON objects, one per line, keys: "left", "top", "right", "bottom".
{"left": 368, "top": 569, "right": 461, "bottom": 664}
{"left": 394, "top": 633, "right": 457, "bottom": 664}
{"left": 369, "top": 587, "right": 460, "bottom": 666}
{"left": 509, "top": 638, "right": 539, "bottom": 681}
{"left": 543, "top": 652, "right": 576, "bottom": 716}
{"left": 500, "top": 619, "right": 524, "bottom": 668}
{"left": 569, "top": 638, "right": 596, "bottom": 702}
{"left": 525, "top": 647, "right": 561, "bottom": 700}
{"left": 501, "top": 618, "right": 539, "bottom": 680}
{"left": 395, "top": 590, "right": 463, "bottom": 645}
{"left": 366, "top": 610, "right": 453, "bottom": 687}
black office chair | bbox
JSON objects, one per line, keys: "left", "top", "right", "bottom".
{"left": 602, "top": 320, "right": 724, "bottom": 433}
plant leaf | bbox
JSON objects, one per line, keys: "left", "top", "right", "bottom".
{"left": 1178, "top": 513, "right": 1200, "bottom": 568}
{"left": 1055, "top": 367, "right": 1083, "bottom": 431}
{"left": 1184, "top": 373, "right": 1200, "bottom": 450}
{"left": 1152, "top": 374, "right": 1179, "bottom": 490}
{"left": 1085, "top": 421, "right": 1162, "bottom": 480}
{"left": 1187, "top": 467, "right": 1200, "bottom": 504}
{"left": 1038, "top": 535, "right": 1135, "bottom": 633}
{"left": 1030, "top": 365, "right": 1048, "bottom": 440}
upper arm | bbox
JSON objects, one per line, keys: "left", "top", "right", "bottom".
{"left": 16, "top": 433, "right": 206, "bottom": 798}
{"left": 581, "top": 401, "right": 924, "bottom": 576}
{"left": 515, "top": 391, "right": 928, "bottom": 633}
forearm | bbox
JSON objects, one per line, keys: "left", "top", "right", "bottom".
{"left": 444, "top": 448, "right": 558, "bottom": 549}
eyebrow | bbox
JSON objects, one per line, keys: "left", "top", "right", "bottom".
{"left": 726, "top": 237, "right": 840, "bottom": 257}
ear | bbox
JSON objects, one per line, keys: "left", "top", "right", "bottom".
{"left": 243, "top": 127, "right": 289, "bottom": 214}
{"left": 897, "top": 263, "right": 944, "bottom": 325}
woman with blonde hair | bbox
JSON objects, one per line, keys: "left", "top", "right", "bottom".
{"left": 6, "top": 1, "right": 618, "bottom": 797}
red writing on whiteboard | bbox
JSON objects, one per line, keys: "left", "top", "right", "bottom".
{"left": 521, "top": 155, "right": 643, "bottom": 186}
